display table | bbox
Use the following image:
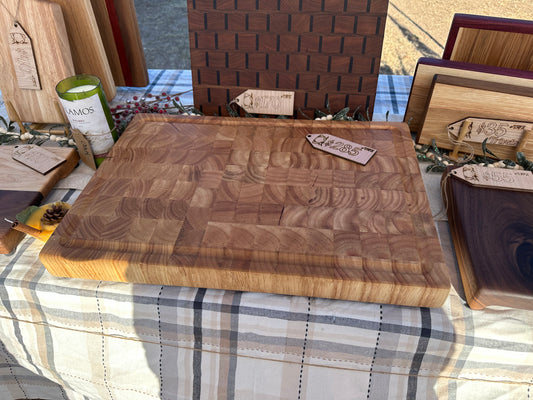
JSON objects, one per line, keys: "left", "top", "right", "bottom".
{"left": 0, "top": 71, "right": 532, "bottom": 400}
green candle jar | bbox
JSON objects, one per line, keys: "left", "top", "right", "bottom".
{"left": 56, "top": 74, "right": 118, "bottom": 167}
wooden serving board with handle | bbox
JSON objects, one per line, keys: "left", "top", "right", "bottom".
{"left": 0, "top": 0, "right": 75, "bottom": 124}
{"left": 442, "top": 166, "right": 533, "bottom": 310}
{"left": 0, "top": 146, "right": 79, "bottom": 254}
{"left": 40, "top": 115, "right": 450, "bottom": 307}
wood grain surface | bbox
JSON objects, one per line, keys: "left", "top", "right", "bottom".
{"left": 50, "top": 0, "right": 116, "bottom": 100}
{"left": 0, "top": 146, "right": 79, "bottom": 254}
{"left": 40, "top": 115, "right": 450, "bottom": 307}
{"left": 0, "top": 0, "right": 75, "bottom": 123}
{"left": 443, "top": 14, "right": 533, "bottom": 72}
{"left": 443, "top": 167, "right": 533, "bottom": 310}
{"left": 404, "top": 58, "right": 533, "bottom": 134}
{"left": 417, "top": 74, "right": 533, "bottom": 161}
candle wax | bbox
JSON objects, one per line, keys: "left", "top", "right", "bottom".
{"left": 66, "top": 84, "right": 98, "bottom": 93}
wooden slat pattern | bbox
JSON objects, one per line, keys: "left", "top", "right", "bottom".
{"left": 186, "top": 0, "right": 389, "bottom": 117}
{"left": 40, "top": 115, "right": 450, "bottom": 307}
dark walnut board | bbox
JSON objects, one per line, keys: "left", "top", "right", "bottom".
{"left": 443, "top": 168, "right": 533, "bottom": 310}
{"left": 0, "top": 146, "right": 79, "bottom": 254}
{"left": 40, "top": 115, "right": 450, "bottom": 307}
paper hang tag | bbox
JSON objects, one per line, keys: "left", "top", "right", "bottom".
{"left": 451, "top": 164, "right": 533, "bottom": 192}
{"left": 12, "top": 144, "right": 66, "bottom": 174}
{"left": 9, "top": 22, "right": 41, "bottom": 90}
{"left": 306, "top": 133, "right": 377, "bottom": 165}
{"left": 70, "top": 129, "right": 97, "bottom": 170}
{"left": 233, "top": 89, "right": 295, "bottom": 115}
{"left": 448, "top": 117, "right": 531, "bottom": 147}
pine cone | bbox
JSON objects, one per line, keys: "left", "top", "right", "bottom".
{"left": 40, "top": 202, "right": 69, "bottom": 229}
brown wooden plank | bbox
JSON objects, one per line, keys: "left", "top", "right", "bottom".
{"left": 40, "top": 115, "right": 450, "bottom": 307}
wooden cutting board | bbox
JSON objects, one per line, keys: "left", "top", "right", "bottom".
{"left": 417, "top": 74, "right": 533, "bottom": 161}
{"left": 442, "top": 167, "right": 533, "bottom": 310}
{"left": 0, "top": 0, "right": 75, "bottom": 124}
{"left": 0, "top": 146, "right": 79, "bottom": 254}
{"left": 443, "top": 14, "right": 533, "bottom": 72}
{"left": 40, "top": 115, "right": 450, "bottom": 307}
{"left": 50, "top": 0, "right": 116, "bottom": 100}
{"left": 404, "top": 58, "right": 533, "bottom": 135}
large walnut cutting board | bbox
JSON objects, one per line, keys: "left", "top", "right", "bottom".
{"left": 0, "top": 0, "right": 75, "bottom": 123}
{"left": 443, "top": 167, "right": 533, "bottom": 310}
{"left": 0, "top": 146, "right": 79, "bottom": 254}
{"left": 40, "top": 115, "right": 450, "bottom": 307}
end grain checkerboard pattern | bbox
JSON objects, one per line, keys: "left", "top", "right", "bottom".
{"left": 187, "top": 0, "right": 389, "bottom": 117}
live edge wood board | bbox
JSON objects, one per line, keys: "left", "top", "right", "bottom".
{"left": 187, "top": 0, "right": 389, "bottom": 118}
{"left": 40, "top": 115, "right": 450, "bottom": 307}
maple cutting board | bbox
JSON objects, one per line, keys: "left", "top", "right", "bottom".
{"left": 417, "top": 74, "right": 533, "bottom": 161}
{"left": 0, "top": 0, "right": 75, "bottom": 123}
{"left": 0, "top": 146, "right": 79, "bottom": 254}
{"left": 404, "top": 58, "right": 533, "bottom": 134}
{"left": 442, "top": 167, "right": 533, "bottom": 310}
{"left": 50, "top": 0, "right": 116, "bottom": 100}
{"left": 40, "top": 115, "right": 450, "bottom": 307}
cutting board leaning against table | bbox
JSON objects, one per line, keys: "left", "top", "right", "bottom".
{"left": 0, "top": 146, "right": 79, "bottom": 254}
{"left": 40, "top": 115, "right": 451, "bottom": 307}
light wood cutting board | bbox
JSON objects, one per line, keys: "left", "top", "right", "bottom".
{"left": 0, "top": 0, "right": 75, "bottom": 124}
{"left": 50, "top": 0, "right": 116, "bottom": 99}
{"left": 40, "top": 115, "right": 450, "bottom": 307}
{"left": 417, "top": 74, "right": 533, "bottom": 161}
{"left": 0, "top": 146, "right": 79, "bottom": 254}
{"left": 404, "top": 58, "right": 533, "bottom": 134}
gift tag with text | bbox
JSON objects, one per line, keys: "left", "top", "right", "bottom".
{"left": 306, "top": 133, "right": 377, "bottom": 165}
{"left": 9, "top": 22, "right": 41, "bottom": 90}
{"left": 71, "top": 129, "right": 97, "bottom": 170}
{"left": 451, "top": 164, "right": 533, "bottom": 192}
{"left": 233, "top": 89, "right": 294, "bottom": 115}
{"left": 12, "top": 144, "right": 66, "bottom": 174}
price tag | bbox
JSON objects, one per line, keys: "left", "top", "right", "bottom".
{"left": 71, "top": 129, "right": 97, "bottom": 170}
{"left": 448, "top": 118, "right": 531, "bottom": 147}
{"left": 233, "top": 89, "right": 295, "bottom": 116}
{"left": 8, "top": 22, "right": 41, "bottom": 90}
{"left": 451, "top": 164, "right": 533, "bottom": 192}
{"left": 306, "top": 133, "right": 377, "bottom": 165}
{"left": 12, "top": 145, "right": 66, "bottom": 174}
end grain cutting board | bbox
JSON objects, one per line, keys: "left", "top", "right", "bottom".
{"left": 40, "top": 115, "right": 450, "bottom": 307}
{"left": 0, "top": 146, "right": 79, "bottom": 254}
{"left": 0, "top": 0, "right": 75, "bottom": 124}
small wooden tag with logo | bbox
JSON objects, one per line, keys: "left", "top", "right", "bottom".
{"left": 71, "top": 129, "right": 97, "bottom": 170}
{"left": 451, "top": 164, "right": 533, "bottom": 192}
{"left": 9, "top": 22, "right": 41, "bottom": 90}
{"left": 233, "top": 89, "right": 295, "bottom": 115}
{"left": 448, "top": 117, "right": 532, "bottom": 147}
{"left": 12, "top": 144, "right": 66, "bottom": 174}
{"left": 306, "top": 133, "right": 377, "bottom": 165}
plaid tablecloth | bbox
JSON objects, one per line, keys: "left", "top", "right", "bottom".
{"left": 1, "top": 72, "right": 532, "bottom": 400}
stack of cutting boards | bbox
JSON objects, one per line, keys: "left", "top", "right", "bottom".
{"left": 0, "top": 0, "right": 148, "bottom": 125}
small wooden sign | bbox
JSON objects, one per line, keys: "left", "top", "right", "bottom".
{"left": 306, "top": 133, "right": 377, "bottom": 165}
{"left": 11, "top": 144, "right": 66, "bottom": 174}
{"left": 451, "top": 164, "right": 533, "bottom": 192}
{"left": 233, "top": 90, "right": 295, "bottom": 116}
{"left": 8, "top": 22, "right": 41, "bottom": 90}
{"left": 448, "top": 117, "right": 532, "bottom": 147}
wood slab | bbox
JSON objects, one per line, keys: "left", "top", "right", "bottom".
{"left": 40, "top": 115, "right": 450, "bottom": 307}
{"left": 404, "top": 58, "right": 533, "bottom": 134}
{"left": 50, "top": 0, "right": 116, "bottom": 100}
{"left": 443, "top": 14, "right": 533, "bottom": 72}
{"left": 442, "top": 167, "right": 533, "bottom": 310}
{"left": 0, "top": 146, "right": 79, "bottom": 254}
{"left": 0, "top": 0, "right": 75, "bottom": 124}
{"left": 417, "top": 74, "right": 533, "bottom": 161}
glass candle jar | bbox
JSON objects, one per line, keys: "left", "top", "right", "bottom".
{"left": 56, "top": 74, "right": 118, "bottom": 167}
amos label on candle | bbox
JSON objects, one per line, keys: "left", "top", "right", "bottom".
{"left": 8, "top": 23, "right": 41, "bottom": 90}
{"left": 233, "top": 89, "right": 295, "bottom": 115}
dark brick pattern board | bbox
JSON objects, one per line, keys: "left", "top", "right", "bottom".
{"left": 187, "top": 0, "right": 389, "bottom": 117}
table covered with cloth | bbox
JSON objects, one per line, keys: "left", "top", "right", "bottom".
{"left": 0, "top": 71, "right": 532, "bottom": 400}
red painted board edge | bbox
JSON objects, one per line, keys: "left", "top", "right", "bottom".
{"left": 105, "top": 0, "right": 133, "bottom": 86}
